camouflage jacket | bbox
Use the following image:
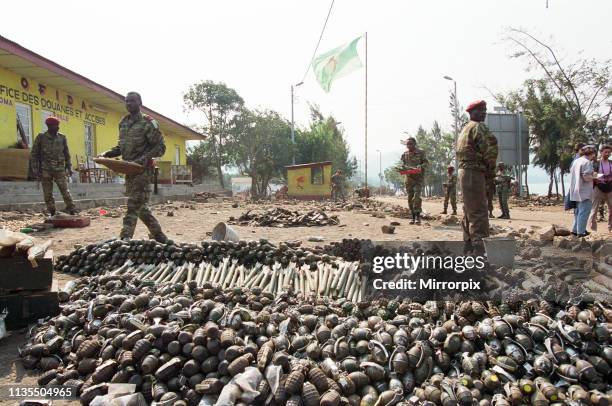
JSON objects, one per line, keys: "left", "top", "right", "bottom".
{"left": 495, "top": 169, "right": 513, "bottom": 190}
{"left": 30, "top": 131, "right": 71, "bottom": 173}
{"left": 445, "top": 173, "right": 457, "bottom": 190}
{"left": 104, "top": 112, "right": 165, "bottom": 166}
{"left": 331, "top": 173, "right": 344, "bottom": 187}
{"left": 400, "top": 148, "right": 429, "bottom": 180}
{"left": 456, "top": 121, "right": 497, "bottom": 179}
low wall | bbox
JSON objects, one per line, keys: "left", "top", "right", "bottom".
{"left": 0, "top": 181, "right": 228, "bottom": 211}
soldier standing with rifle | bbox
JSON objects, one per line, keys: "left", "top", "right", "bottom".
{"left": 456, "top": 100, "right": 498, "bottom": 254}
{"left": 441, "top": 164, "right": 457, "bottom": 215}
{"left": 100, "top": 92, "right": 169, "bottom": 243}
{"left": 400, "top": 137, "right": 429, "bottom": 225}
{"left": 495, "top": 162, "right": 513, "bottom": 219}
{"left": 30, "top": 116, "right": 77, "bottom": 216}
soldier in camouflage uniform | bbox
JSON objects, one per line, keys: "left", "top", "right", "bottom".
{"left": 441, "top": 164, "right": 457, "bottom": 215}
{"left": 331, "top": 169, "right": 346, "bottom": 202}
{"left": 401, "top": 137, "right": 429, "bottom": 224}
{"left": 495, "top": 162, "right": 513, "bottom": 219}
{"left": 101, "top": 92, "right": 169, "bottom": 243}
{"left": 30, "top": 116, "right": 77, "bottom": 216}
{"left": 486, "top": 179, "right": 495, "bottom": 218}
{"left": 456, "top": 100, "right": 498, "bottom": 254}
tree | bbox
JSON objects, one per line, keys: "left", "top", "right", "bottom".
{"left": 503, "top": 28, "right": 611, "bottom": 146}
{"left": 384, "top": 162, "right": 404, "bottom": 193}
{"left": 226, "top": 109, "right": 293, "bottom": 199}
{"left": 295, "top": 104, "right": 358, "bottom": 177}
{"left": 183, "top": 81, "right": 244, "bottom": 188}
{"left": 186, "top": 140, "right": 216, "bottom": 183}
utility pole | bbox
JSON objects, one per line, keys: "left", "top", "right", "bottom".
{"left": 290, "top": 82, "right": 303, "bottom": 165}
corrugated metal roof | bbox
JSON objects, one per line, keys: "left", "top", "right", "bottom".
{"left": 285, "top": 161, "right": 333, "bottom": 170}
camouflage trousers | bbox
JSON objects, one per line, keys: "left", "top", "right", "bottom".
{"left": 486, "top": 181, "right": 495, "bottom": 214}
{"left": 41, "top": 170, "right": 75, "bottom": 213}
{"left": 444, "top": 186, "right": 457, "bottom": 212}
{"left": 405, "top": 178, "right": 423, "bottom": 214}
{"left": 331, "top": 185, "right": 346, "bottom": 202}
{"left": 121, "top": 170, "right": 164, "bottom": 239}
{"left": 459, "top": 168, "right": 489, "bottom": 243}
{"left": 497, "top": 187, "right": 510, "bottom": 216}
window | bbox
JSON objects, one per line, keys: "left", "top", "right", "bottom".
{"left": 175, "top": 145, "right": 180, "bottom": 165}
{"left": 16, "top": 103, "right": 32, "bottom": 147}
{"left": 84, "top": 122, "right": 96, "bottom": 157}
{"left": 311, "top": 166, "right": 324, "bottom": 185}
{"left": 40, "top": 110, "right": 53, "bottom": 131}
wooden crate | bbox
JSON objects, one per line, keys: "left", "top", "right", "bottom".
{"left": 0, "top": 250, "right": 53, "bottom": 294}
{"left": 0, "top": 290, "right": 60, "bottom": 330}
{"left": 0, "top": 148, "right": 30, "bottom": 180}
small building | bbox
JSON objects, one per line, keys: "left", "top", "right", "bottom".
{"left": 0, "top": 35, "right": 204, "bottom": 182}
{"left": 285, "top": 161, "right": 332, "bottom": 200}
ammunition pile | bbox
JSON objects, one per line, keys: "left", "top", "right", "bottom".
{"left": 229, "top": 208, "right": 340, "bottom": 227}
{"left": 19, "top": 275, "right": 612, "bottom": 405}
{"left": 55, "top": 239, "right": 365, "bottom": 302}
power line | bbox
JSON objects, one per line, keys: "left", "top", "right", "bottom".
{"left": 301, "top": 0, "right": 335, "bottom": 83}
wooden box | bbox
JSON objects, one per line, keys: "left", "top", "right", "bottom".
{"left": 0, "top": 148, "right": 30, "bottom": 180}
{"left": 0, "top": 250, "right": 53, "bottom": 294}
{"left": 0, "top": 290, "right": 60, "bottom": 329}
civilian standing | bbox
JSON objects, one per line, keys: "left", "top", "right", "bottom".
{"left": 568, "top": 146, "right": 595, "bottom": 237}
{"left": 589, "top": 145, "right": 612, "bottom": 232}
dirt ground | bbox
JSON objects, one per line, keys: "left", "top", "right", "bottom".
{"left": 7, "top": 196, "right": 606, "bottom": 258}
{"left": 0, "top": 196, "right": 609, "bottom": 405}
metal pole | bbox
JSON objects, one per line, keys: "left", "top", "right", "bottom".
{"left": 454, "top": 80, "right": 458, "bottom": 168}
{"left": 364, "top": 32, "right": 368, "bottom": 196}
{"left": 291, "top": 85, "right": 295, "bottom": 165}
{"left": 517, "top": 111, "right": 523, "bottom": 196}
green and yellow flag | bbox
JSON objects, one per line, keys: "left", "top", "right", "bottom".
{"left": 312, "top": 36, "right": 363, "bottom": 92}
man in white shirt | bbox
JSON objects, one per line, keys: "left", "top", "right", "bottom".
{"left": 568, "top": 146, "right": 595, "bottom": 237}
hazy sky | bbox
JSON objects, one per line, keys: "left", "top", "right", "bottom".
{"left": 3, "top": 0, "right": 611, "bottom": 182}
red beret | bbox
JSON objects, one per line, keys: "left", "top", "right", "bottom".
{"left": 466, "top": 100, "right": 486, "bottom": 113}
{"left": 45, "top": 116, "right": 60, "bottom": 125}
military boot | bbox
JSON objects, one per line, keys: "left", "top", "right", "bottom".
{"left": 489, "top": 211, "right": 494, "bottom": 218}
{"left": 409, "top": 213, "right": 416, "bottom": 225}
{"left": 497, "top": 213, "right": 506, "bottom": 218}
{"left": 451, "top": 210, "right": 457, "bottom": 215}
{"left": 415, "top": 213, "right": 421, "bottom": 225}
{"left": 441, "top": 208, "right": 448, "bottom": 214}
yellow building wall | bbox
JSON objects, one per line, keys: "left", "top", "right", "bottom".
{"left": 0, "top": 66, "right": 185, "bottom": 168}
{"left": 287, "top": 163, "right": 332, "bottom": 199}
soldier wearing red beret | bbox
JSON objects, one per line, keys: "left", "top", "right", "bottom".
{"left": 456, "top": 100, "right": 498, "bottom": 254}
{"left": 30, "top": 116, "right": 77, "bottom": 216}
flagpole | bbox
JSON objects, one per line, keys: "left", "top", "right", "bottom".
{"left": 364, "top": 31, "right": 368, "bottom": 197}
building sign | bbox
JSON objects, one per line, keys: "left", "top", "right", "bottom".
{"left": 0, "top": 77, "right": 107, "bottom": 126}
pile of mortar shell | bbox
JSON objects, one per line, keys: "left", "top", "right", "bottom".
{"left": 229, "top": 207, "right": 340, "bottom": 227}
{"left": 55, "top": 239, "right": 344, "bottom": 277}
{"left": 19, "top": 274, "right": 612, "bottom": 406}
{"left": 55, "top": 239, "right": 367, "bottom": 302}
